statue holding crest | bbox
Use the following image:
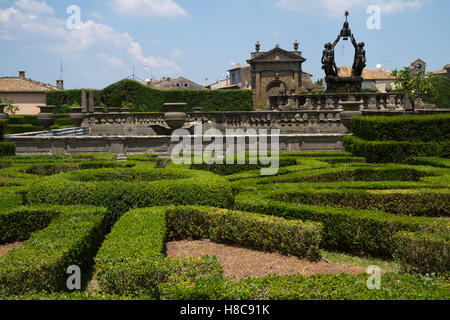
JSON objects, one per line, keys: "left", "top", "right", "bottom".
{"left": 321, "top": 35, "right": 340, "bottom": 77}
{"left": 351, "top": 33, "right": 366, "bottom": 77}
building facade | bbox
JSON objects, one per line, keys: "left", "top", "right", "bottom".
{"left": 247, "top": 43, "right": 306, "bottom": 108}
{"left": 0, "top": 70, "right": 60, "bottom": 115}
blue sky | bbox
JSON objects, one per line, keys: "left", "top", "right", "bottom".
{"left": 0, "top": 0, "right": 449, "bottom": 89}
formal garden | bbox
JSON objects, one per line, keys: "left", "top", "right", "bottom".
{"left": 0, "top": 112, "right": 448, "bottom": 300}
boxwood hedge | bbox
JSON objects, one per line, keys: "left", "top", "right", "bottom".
{"left": 352, "top": 114, "right": 450, "bottom": 142}
{"left": 234, "top": 194, "right": 449, "bottom": 258}
{"left": 0, "top": 142, "right": 15, "bottom": 157}
{"left": 25, "top": 167, "right": 234, "bottom": 217}
{"left": 95, "top": 207, "right": 223, "bottom": 298}
{"left": 394, "top": 231, "right": 449, "bottom": 275}
{"left": 166, "top": 206, "right": 323, "bottom": 260}
{"left": 0, "top": 205, "right": 110, "bottom": 295}
{"left": 272, "top": 188, "right": 450, "bottom": 217}
{"left": 160, "top": 273, "right": 449, "bottom": 300}
{"left": 344, "top": 136, "right": 449, "bottom": 163}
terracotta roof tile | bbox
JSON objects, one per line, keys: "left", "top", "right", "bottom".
{"left": 338, "top": 67, "right": 395, "bottom": 80}
{"left": 0, "top": 77, "right": 59, "bottom": 93}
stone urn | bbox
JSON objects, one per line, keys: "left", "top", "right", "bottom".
{"left": 164, "top": 103, "right": 187, "bottom": 130}
{"left": 339, "top": 97, "right": 363, "bottom": 133}
{"left": 70, "top": 107, "right": 84, "bottom": 127}
{"left": 36, "top": 105, "right": 56, "bottom": 130}
{"left": 0, "top": 104, "right": 9, "bottom": 126}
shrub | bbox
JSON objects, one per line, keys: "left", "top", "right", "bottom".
{"left": 101, "top": 79, "right": 253, "bottom": 112}
{"left": 0, "top": 206, "right": 61, "bottom": 244}
{"left": 273, "top": 189, "right": 450, "bottom": 217}
{"left": 0, "top": 205, "right": 110, "bottom": 295}
{"left": 410, "top": 157, "right": 450, "bottom": 168}
{"left": 344, "top": 136, "right": 449, "bottom": 163}
{"left": 160, "top": 273, "right": 449, "bottom": 300}
{"left": 5, "top": 124, "right": 44, "bottom": 134}
{"left": 166, "top": 206, "right": 323, "bottom": 260}
{"left": 394, "top": 231, "right": 449, "bottom": 275}
{"left": 424, "top": 75, "right": 450, "bottom": 109}
{"left": 46, "top": 90, "right": 102, "bottom": 110}
{"left": 351, "top": 114, "right": 450, "bottom": 142}
{"left": 0, "top": 142, "right": 15, "bottom": 157}
{"left": 95, "top": 207, "right": 223, "bottom": 298}
{"left": 0, "top": 120, "right": 4, "bottom": 141}
{"left": 190, "top": 157, "right": 297, "bottom": 175}
{"left": 234, "top": 194, "right": 449, "bottom": 258}
{"left": 25, "top": 168, "right": 234, "bottom": 217}
{"left": 7, "top": 115, "right": 39, "bottom": 126}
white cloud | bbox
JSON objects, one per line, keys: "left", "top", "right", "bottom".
{"left": 0, "top": 4, "right": 182, "bottom": 77}
{"left": 14, "top": 0, "right": 54, "bottom": 15}
{"left": 276, "top": 0, "right": 425, "bottom": 16}
{"left": 112, "top": 0, "right": 188, "bottom": 17}
{"left": 98, "top": 53, "right": 127, "bottom": 69}
{"left": 170, "top": 49, "right": 184, "bottom": 60}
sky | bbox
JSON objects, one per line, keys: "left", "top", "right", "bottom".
{"left": 0, "top": 0, "right": 449, "bottom": 89}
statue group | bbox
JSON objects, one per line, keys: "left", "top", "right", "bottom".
{"left": 322, "top": 12, "right": 366, "bottom": 79}
{"left": 322, "top": 33, "right": 366, "bottom": 78}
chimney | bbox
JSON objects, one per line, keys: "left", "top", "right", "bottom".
{"left": 205, "top": 78, "right": 208, "bottom": 86}
{"left": 18, "top": 70, "right": 25, "bottom": 78}
{"left": 56, "top": 79, "right": 64, "bottom": 90}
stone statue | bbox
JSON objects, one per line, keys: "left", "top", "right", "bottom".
{"left": 322, "top": 35, "right": 340, "bottom": 77}
{"left": 351, "top": 34, "right": 366, "bottom": 77}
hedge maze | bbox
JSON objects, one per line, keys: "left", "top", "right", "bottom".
{"left": 0, "top": 115, "right": 449, "bottom": 300}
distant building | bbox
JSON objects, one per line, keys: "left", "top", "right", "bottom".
{"left": 409, "top": 58, "right": 427, "bottom": 74}
{"left": 432, "top": 64, "right": 450, "bottom": 79}
{"left": 228, "top": 64, "right": 251, "bottom": 89}
{"left": 338, "top": 67, "right": 395, "bottom": 92}
{"left": 0, "top": 70, "right": 61, "bottom": 115}
{"left": 146, "top": 76, "right": 204, "bottom": 90}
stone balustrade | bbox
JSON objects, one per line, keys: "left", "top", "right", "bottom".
{"left": 270, "top": 92, "right": 407, "bottom": 111}
{"left": 80, "top": 110, "right": 346, "bottom": 134}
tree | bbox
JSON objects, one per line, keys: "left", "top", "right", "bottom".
{"left": 391, "top": 68, "right": 436, "bottom": 113}
{"left": 1, "top": 98, "right": 19, "bottom": 115}
{"left": 315, "top": 78, "right": 324, "bottom": 86}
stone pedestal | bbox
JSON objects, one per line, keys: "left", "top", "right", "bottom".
{"left": 326, "top": 76, "right": 362, "bottom": 93}
{"left": 339, "top": 98, "right": 363, "bottom": 133}
{"left": 70, "top": 107, "right": 84, "bottom": 127}
{"left": 0, "top": 104, "right": 9, "bottom": 126}
{"left": 36, "top": 105, "right": 56, "bottom": 130}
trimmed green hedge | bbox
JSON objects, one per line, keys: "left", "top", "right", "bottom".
{"left": 191, "top": 157, "right": 297, "bottom": 176}
{"left": 424, "top": 75, "right": 450, "bottom": 109}
{"left": 234, "top": 194, "right": 449, "bottom": 258}
{"left": 101, "top": 79, "right": 253, "bottom": 112}
{"left": 46, "top": 79, "right": 254, "bottom": 112}
{"left": 344, "top": 136, "right": 449, "bottom": 163}
{"left": 352, "top": 114, "right": 450, "bottom": 142}
{"left": 166, "top": 206, "right": 323, "bottom": 260}
{"left": 0, "top": 205, "right": 110, "bottom": 295}
{"left": 7, "top": 115, "right": 39, "bottom": 126}
{"left": 394, "top": 231, "right": 449, "bottom": 275}
{"left": 273, "top": 189, "right": 450, "bottom": 217}
{"left": 95, "top": 207, "right": 223, "bottom": 298}
{"left": 5, "top": 124, "right": 43, "bottom": 134}
{"left": 0, "top": 206, "right": 60, "bottom": 244}
{"left": 0, "top": 142, "right": 15, "bottom": 157}
{"left": 0, "top": 120, "right": 4, "bottom": 140}
{"left": 46, "top": 90, "right": 102, "bottom": 110}
{"left": 160, "top": 273, "right": 449, "bottom": 300}
{"left": 25, "top": 167, "right": 234, "bottom": 217}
